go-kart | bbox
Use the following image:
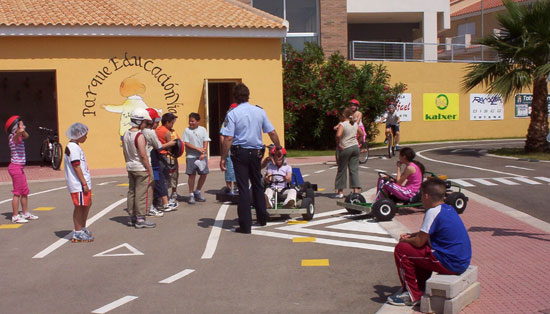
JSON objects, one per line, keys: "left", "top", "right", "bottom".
{"left": 216, "top": 183, "right": 239, "bottom": 204}
{"left": 337, "top": 171, "right": 468, "bottom": 221}
{"left": 251, "top": 170, "right": 317, "bottom": 221}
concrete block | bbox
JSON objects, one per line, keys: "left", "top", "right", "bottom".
{"left": 426, "top": 265, "right": 478, "bottom": 299}
{"left": 420, "top": 282, "right": 481, "bottom": 314}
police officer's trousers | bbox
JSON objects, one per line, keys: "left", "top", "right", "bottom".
{"left": 231, "top": 148, "right": 269, "bottom": 232}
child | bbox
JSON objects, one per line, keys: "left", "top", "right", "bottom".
{"left": 156, "top": 113, "right": 180, "bottom": 205}
{"left": 182, "top": 113, "right": 211, "bottom": 204}
{"left": 262, "top": 146, "right": 296, "bottom": 209}
{"left": 219, "top": 103, "right": 238, "bottom": 194}
{"left": 64, "top": 123, "right": 93, "bottom": 242}
{"left": 5, "top": 115, "right": 38, "bottom": 223}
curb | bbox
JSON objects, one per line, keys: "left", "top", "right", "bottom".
{"left": 484, "top": 153, "right": 550, "bottom": 163}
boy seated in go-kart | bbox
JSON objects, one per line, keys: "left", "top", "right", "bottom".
{"left": 262, "top": 146, "right": 297, "bottom": 209}
{"left": 376, "top": 147, "right": 425, "bottom": 202}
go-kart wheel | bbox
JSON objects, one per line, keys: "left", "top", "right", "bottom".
{"left": 372, "top": 199, "right": 397, "bottom": 221}
{"left": 301, "top": 198, "right": 315, "bottom": 221}
{"left": 305, "top": 188, "right": 315, "bottom": 205}
{"left": 221, "top": 186, "right": 230, "bottom": 194}
{"left": 300, "top": 181, "right": 312, "bottom": 193}
{"left": 344, "top": 193, "right": 366, "bottom": 215}
{"left": 445, "top": 192, "right": 468, "bottom": 214}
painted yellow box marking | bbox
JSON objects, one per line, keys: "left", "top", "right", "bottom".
{"left": 287, "top": 220, "right": 308, "bottom": 225}
{"left": 33, "top": 207, "right": 55, "bottom": 211}
{"left": 0, "top": 224, "right": 23, "bottom": 229}
{"left": 117, "top": 183, "right": 129, "bottom": 187}
{"left": 317, "top": 188, "right": 325, "bottom": 191}
{"left": 301, "top": 259, "right": 329, "bottom": 266}
{"left": 293, "top": 237, "right": 316, "bottom": 243}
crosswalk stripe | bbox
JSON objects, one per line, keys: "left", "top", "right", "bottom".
{"left": 535, "top": 177, "right": 550, "bottom": 183}
{"left": 513, "top": 177, "right": 542, "bottom": 185}
{"left": 450, "top": 179, "right": 475, "bottom": 187}
{"left": 470, "top": 178, "right": 497, "bottom": 186}
{"left": 492, "top": 178, "right": 520, "bottom": 185}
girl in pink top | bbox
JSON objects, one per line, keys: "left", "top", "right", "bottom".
{"left": 376, "top": 147, "right": 425, "bottom": 201}
{"left": 5, "top": 116, "right": 38, "bottom": 223}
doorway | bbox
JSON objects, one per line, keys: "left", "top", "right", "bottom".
{"left": 205, "top": 81, "right": 239, "bottom": 156}
{"left": 0, "top": 71, "right": 58, "bottom": 165}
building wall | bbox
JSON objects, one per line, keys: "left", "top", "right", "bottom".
{"left": 351, "top": 61, "right": 533, "bottom": 142}
{"left": 0, "top": 36, "right": 284, "bottom": 169}
{"left": 440, "top": 11, "right": 502, "bottom": 42}
{"left": 319, "top": 0, "right": 348, "bottom": 57}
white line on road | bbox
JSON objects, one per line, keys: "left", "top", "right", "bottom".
{"left": 91, "top": 296, "right": 138, "bottom": 314}
{"left": 33, "top": 198, "right": 127, "bottom": 259}
{"left": 302, "top": 174, "right": 310, "bottom": 177}
{"left": 201, "top": 204, "right": 229, "bottom": 259}
{"left": 492, "top": 178, "right": 520, "bottom": 185}
{"left": 513, "top": 177, "right": 542, "bottom": 185}
{"left": 329, "top": 166, "right": 338, "bottom": 169}
{"left": 470, "top": 178, "right": 498, "bottom": 186}
{"left": 416, "top": 146, "right": 522, "bottom": 177}
{"left": 279, "top": 224, "right": 397, "bottom": 244}
{"left": 359, "top": 166, "right": 369, "bottom": 169}
{"left": 0, "top": 186, "right": 66, "bottom": 205}
{"left": 505, "top": 165, "right": 534, "bottom": 171}
{"left": 96, "top": 181, "right": 117, "bottom": 186}
{"left": 535, "top": 177, "right": 550, "bottom": 183}
{"left": 449, "top": 179, "right": 475, "bottom": 187}
{"left": 314, "top": 170, "right": 325, "bottom": 174}
{"left": 374, "top": 169, "right": 386, "bottom": 173}
{"left": 159, "top": 269, "right": 195, "bottom": 284}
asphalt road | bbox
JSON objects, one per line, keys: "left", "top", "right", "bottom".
{"left": 0, "top": 139, "right": 547, "bottom": 314}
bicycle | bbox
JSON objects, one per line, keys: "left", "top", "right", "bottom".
{"left": 359, "top": 141, "right": 369, "bottom": 164}
{"left": 385, "top": 124, "right": 398, "bottom": 159}
{"left": 39, "top": 126, "right": 63, "bottom": 170}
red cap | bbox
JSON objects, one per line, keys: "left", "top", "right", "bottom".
{"left": 229, "top": 103, "right": 238, "bottom": 109}
{"left": 350, "top": 99, "right": 360, "bottom": 106}
{"left": 145, "top": 108, "right": 160, "bottom": 121}
{"left": 5, "top": 115, "right": 20, "bottom": 133}
{"left": 270, "top": 146, "right": 287, "bottom": 156}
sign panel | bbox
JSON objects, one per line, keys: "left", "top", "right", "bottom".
{"left": 470, "top": 94, "right": 504, "bottom": 120}
{"left": 423, "top": 93, "right": 459, "bottom": 121}
{"left": 514, "top": 94, "right": 550, "bottom": 118}
{"left": 395, "top": 93, "right": 412, "bottom": 121}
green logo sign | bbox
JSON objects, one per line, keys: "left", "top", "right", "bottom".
{"left": 435, "top": 94, "right": 449, "bottom": 110}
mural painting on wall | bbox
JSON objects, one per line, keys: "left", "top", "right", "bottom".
{"left": 423, "top": 93, "right": 459, "bottom": 121}
{"left": 82, "top": 52, "right": 183, "bottom": 138}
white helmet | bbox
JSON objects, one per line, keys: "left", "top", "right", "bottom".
{"left": 129, "top": 107, "right": 152, "bottom": 127}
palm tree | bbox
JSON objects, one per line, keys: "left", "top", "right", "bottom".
{"left": 463, "top": 0, "right": 550, "bottom": 152}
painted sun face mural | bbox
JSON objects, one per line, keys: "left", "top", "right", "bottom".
{"left": 102, "top": 76, "right": 149, "bottom": 138}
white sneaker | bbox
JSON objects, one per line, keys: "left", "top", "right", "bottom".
{"left": 11, "top": 214, "right": 28, "bottom": 224}
{"left": 22, "top": 213, "right": 39, "bottom": 220}
{"left": 147, "top": 205, "right": 164, "bottom": 217}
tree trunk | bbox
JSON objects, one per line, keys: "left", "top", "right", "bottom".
{"left": 525, "top": 76, "right": 549, "bottom": 153}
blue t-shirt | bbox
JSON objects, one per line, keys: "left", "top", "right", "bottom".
{"left": 221, "top": 102, "right": 275, "bottom": 149}
{"left": 420, "top": 204, "right": 472, "bottom": 274}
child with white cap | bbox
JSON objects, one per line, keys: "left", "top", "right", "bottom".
{"left": 64, "top": 122, "right": 93, "bottom": 242}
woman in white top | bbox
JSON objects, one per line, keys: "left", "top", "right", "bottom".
{"left": 334, "top": 107, "right": 364, "bottom": 198}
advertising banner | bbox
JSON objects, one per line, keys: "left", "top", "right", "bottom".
{"left": 395, "top": 93, "right": 412, "bottom": 121}
{"left": 514, "top": 94, "right": 550, "bottom": 118}
{"left": 470, "top": 94, "right": 504, "bottom": 120}
{"left": 423, "top": 93, "right": 459, "bottom": 121}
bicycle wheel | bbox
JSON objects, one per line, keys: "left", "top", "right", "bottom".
{"left": 52, "top": 142, "right": 63, "bottom": 170}
{"left": 387, "top": 134, "right": 392, "bottom": 159}
{"left": 39, "top": 139, "right": 49, "bottom": 166}
{"left": 391, "top": 140, "right": 396, "bottom": 157}
{"left": 359, "top": 142, "right": 369, "bottom": 164}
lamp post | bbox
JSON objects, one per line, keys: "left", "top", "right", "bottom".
{"left": 481, "top": 0, "right": 484, "bottom": 61}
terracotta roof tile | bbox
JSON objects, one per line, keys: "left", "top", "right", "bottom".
{"left": 452, "top": 0, "right": 530, "bottom": 17}
{"left": 0, "top": 0, "right": 286, "bottom": 29}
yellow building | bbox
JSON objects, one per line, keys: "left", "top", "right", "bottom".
{"left": 0, "top": 0, "right": 287, "bottom": 169}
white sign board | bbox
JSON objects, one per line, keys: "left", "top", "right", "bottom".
{"left": 395, "top": 93, "right": 412, "bottom": 121}
{"left": 470, "top": 94, "right": 504, "bottom": 120}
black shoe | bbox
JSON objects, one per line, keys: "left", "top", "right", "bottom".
{"left": 255, "top": 221, "right": 267, "bottom": 227}
{"left": 234, "top": 227, "right": 251, "bottom": 234}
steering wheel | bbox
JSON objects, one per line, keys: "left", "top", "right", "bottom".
{"left": 265, "top": 173, "right": 288, "bottom": 185}
{"left": 378, "top": 171, "right": 396, "bottom": 182}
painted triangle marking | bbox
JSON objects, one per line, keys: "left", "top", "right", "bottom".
{"left": 94, "top": 243, "right": 144, "bottom": 257}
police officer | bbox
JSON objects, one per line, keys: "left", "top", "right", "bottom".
{"left": 220, "top": 83, "right": 283, "bottom": 234}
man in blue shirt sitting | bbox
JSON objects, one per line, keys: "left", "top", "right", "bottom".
{"left": 388, "top": 177, "right": 472, "bottom": 307}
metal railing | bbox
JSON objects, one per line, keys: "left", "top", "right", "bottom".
{"left": 349, "top": 41, "right": 498, "bottom": 63}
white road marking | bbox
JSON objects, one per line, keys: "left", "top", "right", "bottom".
{"left": 278, "top": 224, "right": 397, "bottom": 244}
{"left": 449, "top": 179, "right": 475, "bottom": 187}
{"left": 33, "top": 198, "right": 127, "bottom": 259}
{"left": 96, "top": 181, "right": 117, "bottom": 186}
{"left": 505, "top": 165, "right": 534, "bottom": 171}
{"left": 513, "top": 177, "right": 541, "bottom": 185}
{"left": 327, "top": 220, "right": 390, "bottom": 235}
{"left": 470, "top": 178, "right": 498, "bottom": 186}
{"left": 359, "top": 166, "right": 369, "bottom": 169}
{"left": 329, "top": 166, "right": 338, "bottom": 169}
{"left": 314, "top": 170, "right": 325, "bottom": 174}
{"left": 492, "top": 178, "right": 520, "bottom": 185}
{"left": 201, "top": 204, "right": 229, "bottom": 259}
{"left": 535, "top": 177, "right": 550, "bottom": 183}
{"left": 91, "top": 296, "right": 138, "bottom": 314}
{"left": 177, "top": 183, "right": 188, "bottom": 186}
{"left": 159, "top": 269, "right": 195, "bottom": 284}
{"left": 417, "top": 146, "right": 522, "bottom": 177}
{"left": 302, "top": 174, "right": 310, "bottom": 177}
{"left": 0, "top": 186, "right": 66, "bottom": 205}
{"left": 374, "top": 169, "right": 386, "bottom": 173}
{"left": 94, "top": 243, "right": 144, "bottom": 257}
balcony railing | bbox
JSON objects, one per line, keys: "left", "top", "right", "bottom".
{"left": 349, "top": 41, "right": 498, "bottom": 63}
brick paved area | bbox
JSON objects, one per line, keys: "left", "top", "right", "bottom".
{"left": 395, "top": 198, "right": 550, "bottom": 314}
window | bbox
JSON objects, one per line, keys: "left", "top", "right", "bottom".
{"left": 458, "top": 22, "right": 476, "bottom": 36}
{"left": 251, "top": 0, "right": 319, "bottom": 50}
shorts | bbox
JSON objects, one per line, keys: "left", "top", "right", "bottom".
{"left": 224, "top": 155, "right": 235, "bottom": 182}
{"left": 70, "top": 190, "right": 92, "bottom": 207}
{"left": 170, "top": 169, "right": 179, "bottom": 189}
{"left": 8, "top": 163, "right": 29, "bottom": 196}
{"left": 186, "top": 156, "right": 209, "bottom": 175}
{"left": 386, "top": 124, "right": 400, "bottom": 133}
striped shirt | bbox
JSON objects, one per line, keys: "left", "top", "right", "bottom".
{"left": 9, "top": 133, "right": 26, "bottom": 165}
